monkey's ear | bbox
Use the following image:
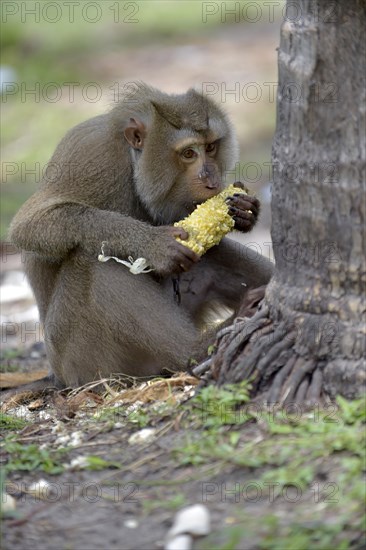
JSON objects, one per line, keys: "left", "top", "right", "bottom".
{"left": 124, "top": 118, "right": 146, "bottom": 150}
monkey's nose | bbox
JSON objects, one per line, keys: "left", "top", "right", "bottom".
{"left": 199, "top": 165, "right": 218, "bottom": 189}
{"left": 198, "top": 169, "right": 209, "bottom": 181}
{"left": 199, "top": 172, "right": 218, "bottom": 189}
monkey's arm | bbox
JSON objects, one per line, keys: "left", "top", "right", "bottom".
{"left": 9, "top": 193, "right": 198, "bottom": 274}
{"left": 9, "top": 193, "right": 145, "bottom": 259}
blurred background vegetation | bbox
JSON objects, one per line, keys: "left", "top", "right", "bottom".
{"left": 1, "top": 0, "right": 283, "bottom": 239}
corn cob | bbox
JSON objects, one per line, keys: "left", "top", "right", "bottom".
{"left": 174, "top": 184, "right": 248, "bottom": 256}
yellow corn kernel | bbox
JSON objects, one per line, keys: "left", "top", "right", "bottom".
{"left": 174, "top": 184, "right": 248, "bottom": 256}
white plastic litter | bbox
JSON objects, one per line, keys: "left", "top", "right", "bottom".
{"left": 165, "top": 504, "right": 211, "bottom": 550}
{"left": 98, "top": 242, "right": 152, "bottom": 274}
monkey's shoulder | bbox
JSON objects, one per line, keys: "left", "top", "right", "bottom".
{"left": 59, "top": 114, "right": 110, "bottom": 146}
{"left": 51, "top": 113, "right": 123, "bottom": 165}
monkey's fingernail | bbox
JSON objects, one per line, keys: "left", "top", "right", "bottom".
{"left": 229, "top": 206, "right": 236, "bottom": 213}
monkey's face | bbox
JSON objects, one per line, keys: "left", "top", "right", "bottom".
{"left": 136, "top": 131, "right": 230, "bottom": 224}
{"left": 123, "top": 87, "right": 239, "bottom": 225}
{"left": 173, "top": 136, "right": 224, "bottom": 203}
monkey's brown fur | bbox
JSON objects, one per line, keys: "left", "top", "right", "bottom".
{"left": 9, "top": 83, "right": 273, "bottom": 389}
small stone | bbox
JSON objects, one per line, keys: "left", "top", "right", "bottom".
{"left": 68, "top": 456, "right": 89, "bottom": 470}
{"left": 69, "top": 431, "right": 83, "bottom": 446}
{"left": 28, "top": 479, "right": 54, "bottom": 499}
{"left": 128, "top": 428, "right": 156, "bottom": 445}
{"left": 165, "top": 534, "right": 192, "bottom": 550}
{"left": 2, "top": 493, "right": 16, "bottom": 513}
{"left": 38, "top": 410, "right": 52, "bottom": 420}
{"left": 124, "top": 519, "right": 138, "bottom": 529}
{"left": 11, "top": 405, "right": 33, "bottom": 421}
{"left": 167, "top": 504, "right": 210, "bottom": 539}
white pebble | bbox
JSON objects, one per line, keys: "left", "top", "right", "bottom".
{"left": 11, "top": 405, "right": 33, "bottom": 421}
{"left": 56, "top": 431, "right": 83, "bottom": 447}
{"left": 124, "top": 519, "right": 138, "bottom": 529}
{"left": 2, "top": 493, "right": 16, "bottom": 512}
{"left": 69, "top": 455, "right": 89, "bottom": 469}
{"left": 56, "top": 434, "right": 71, "bottom": 446}
{"left": 165, "top": 534, "right": 192, "bottom": 550}
{"left": 28, "top": 479, "right": 54, "bottom": 499}
{"left": 167, "top": 504, "right": 210, "bottom": 539}
{"left": 69, "top": 431, "right": 83, "bottom": 446}
{"left": 125, "top": 401, "right": 144, "bottom": 414}
{"left": 128, "top": 428, "right": 156, "bottom": 445}
{"left": 51, "top": 421, "right": 66, "bottom": 434}
{"left": 39, "top": 410, "right": 52, "bottom": 421}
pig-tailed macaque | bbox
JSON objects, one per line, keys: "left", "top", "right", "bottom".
{"left": 9, "top": 83, "right": 273, "bottom": 390}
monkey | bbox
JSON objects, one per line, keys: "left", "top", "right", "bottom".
{"left": 8, "top": 83, "right": 274, "bottom": 391}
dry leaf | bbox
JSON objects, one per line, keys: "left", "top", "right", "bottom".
{"left": 28, "top": 398, "right": 45, "bottom": 410}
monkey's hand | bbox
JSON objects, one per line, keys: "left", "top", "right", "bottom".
{"left": 226, "top": 181, "right": 260, "bottom": 233}
{"left": 147, "top": 226, "right": 200, "bottom": 276}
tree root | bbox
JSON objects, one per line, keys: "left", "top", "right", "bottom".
{"left": 210, "top": 306, "right": 271, "bottom": 380}
{"left": 194, "top": 280, "right": 366, "bottom": 404}
{"left": 196, "top": 301, "right": 334, "bottom": 406}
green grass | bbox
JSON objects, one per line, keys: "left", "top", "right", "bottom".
{"left": 0, "top": 349, "right": 22, "bottom": 372}
{"left": 0, "top": 414, "right": 29, "bottom": 431}
{"left": 200, "top": 515, "right": 355, "bottom": 550}
{"left": 177, "top": 394, "right": 366, "bottom": 468}
{"left": 2, "top": 440, "right": 66, "bottom": 474}
{"left": 142, "top": 492, "right": 186, "bottom": 514}
{"left": 187, "top": 393, "right": 366, "bottom": 550}
{"left": 2, "top": 383, "right": 364, "bottom": 548}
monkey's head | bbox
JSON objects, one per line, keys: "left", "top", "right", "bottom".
{"left": 118, "top": 84, "right": 239, "bottom": 224}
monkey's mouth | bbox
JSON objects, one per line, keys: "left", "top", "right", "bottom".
{"left": 192, "top": 187, "right": 222, "bottom": 206}
{"left": 186, "top": 192, "right": 218, "bottom": 213}
{"left": 182, "top": 201, "right": 202, "bottom": 215}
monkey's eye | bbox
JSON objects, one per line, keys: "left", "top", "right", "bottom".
{"left": 205, "top": 143, "right": 217, "bottom": 155}
{"left": 182, "top": 148, "right": 198, "bottom": 160}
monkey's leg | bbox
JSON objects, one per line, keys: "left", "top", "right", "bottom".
{"left": 206, "top": 238, "right": 274, "bottom": 293}
{"left": 44, "top": 256, "right": 207, "bottom": 387}
{"left": 177, "top": 238, "right": 274, "bottom": 318}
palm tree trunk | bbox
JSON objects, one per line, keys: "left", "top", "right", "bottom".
{"left": 211, "top": 0, "right": 366, "bottom": 403}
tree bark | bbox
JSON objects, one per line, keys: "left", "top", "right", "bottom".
{"left": 208, "top": 0, "right": 366, "bottom": 403}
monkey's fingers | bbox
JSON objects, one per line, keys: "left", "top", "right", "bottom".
{"left": 226, "top": 195, "right": 260, "bottom": 218}
{"left": 233, "top": 181, "right": 250, "bottom": 193}
{"left": 174, "top": 243, "right": 200, "bottom": 271}
{"left": 158, "top": 238, "right": 200, "bottom": 275}
{"left": 171, "top": 226, "right": 189, "bottom": 240}
{"left": 229, "top": 207, "right": 257, "bottom": 232}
